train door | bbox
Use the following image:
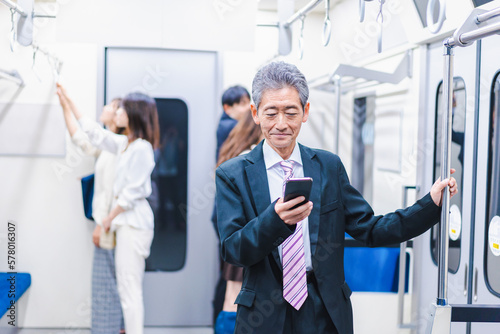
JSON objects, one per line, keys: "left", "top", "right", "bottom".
{"left": 104, "top": 47, "right": 219, "bottom": 326}
{"left": 470, "top": 35, "right": 500, "bottom": 333}
{"left": 415, "top": 42, "right": 476, "bottom": 334}
{"left": 348, "top": 84, "right": 418, "bottom": 333}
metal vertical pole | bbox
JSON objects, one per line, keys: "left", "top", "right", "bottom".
{"left": 437, "top": 45, "right": 454, "bottom": 306}
{"left": 398, "top": 186, "right": 417, "bottom": 328}
{"left": 466, "top": 39, "right": 482, "bottom": 334}
{"left": 397, "top": 241, "right": 407, "bottom": 325}
{"left": 334, "top": 75, "right": 341, "bottom": 154}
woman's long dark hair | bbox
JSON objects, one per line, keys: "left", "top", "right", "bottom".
{"left": 121, "top": 92, "right": 160, "bottom": 149}
{"left": 217, "top": 111, "right": 261, "bottom": 167}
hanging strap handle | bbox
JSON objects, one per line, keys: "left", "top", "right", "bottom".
{"left": 298, "top": 15, "right": 305, "bottom": 59}
{"left": 322, "top": 0, "right": 332, "bottom": 46}
{"left": 376, "top": 0, "right": 385, "bottom": 53}
{"left": 427, "top": 0, "right": 446, "bottom": 34}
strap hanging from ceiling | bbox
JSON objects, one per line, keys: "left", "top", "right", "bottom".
{"left": 322, "top": 0, "right": 332, "bottom": 46}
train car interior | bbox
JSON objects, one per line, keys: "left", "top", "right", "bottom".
{"left": 1, "top": 0, "right": 500, "bottom": 333}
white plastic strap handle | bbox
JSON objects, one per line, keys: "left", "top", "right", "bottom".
{"left": 427, "top": 0, "right": 446, "bottom": 34}
{"left": 322, "top": 0, "right": 331, "bottom": 46}
{"left": 9, "top": 8, "right": 16, "bottom": 52}
{"left": 298, "top": 16, "right": 305, "bottom": 59}
{"left": 377, "top": 0, "right": 385, "bottom": 53}
{"left": 360, "top": 0, "right": 375, "bottom": 23}
{"left": 359, "top": 0, "right": 365, "bottom": 22}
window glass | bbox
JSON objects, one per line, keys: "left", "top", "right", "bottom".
{"left": 472, "top": 0, "right": 495, "bottom": 7}
{"left": 146, "top": 98, "right": 188, "bottom": 272}
{"left": 430, "top": 78, "right": 466, "bottom": 274}
{"left": 485, "top": 72, "right": 500, "bottom": 296}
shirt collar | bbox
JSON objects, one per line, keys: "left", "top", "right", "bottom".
{"left": 263, "top": 139, "right": 302, "bottom": 170}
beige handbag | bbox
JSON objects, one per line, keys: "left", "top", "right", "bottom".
{"left": 99, "top": 229, "right": 116, "bottom": 249}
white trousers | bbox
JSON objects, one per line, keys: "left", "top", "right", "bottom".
{"left": 115, "top": 224, "right": 154, "bottom": 334}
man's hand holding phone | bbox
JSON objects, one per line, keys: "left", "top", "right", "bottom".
{"left": 275, "top": 178, "right": 313, "bottom": 226}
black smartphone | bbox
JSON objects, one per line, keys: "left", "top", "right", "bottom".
{"left": 284, "top": 177, "right": 313, "bottom": 209}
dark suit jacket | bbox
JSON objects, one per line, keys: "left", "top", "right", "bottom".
{"left": 216, "top": 142, "right": 440, "bottom": 334}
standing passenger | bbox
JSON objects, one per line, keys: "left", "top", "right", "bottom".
{"left": 78, "top": 92, "right": 159, "bottom": 334}
{"left": 212, "top": 85, "right": 251, "bottom": 324}
{"left": 214, "top": 111, "right": 263, "bottom": 334}
{"left": 216, "top": 61, "right": 459, "bottom": 334}
{"left": 56, "top": 84, "right": 124, "bottom": 334}
{"left": 215, "top": 85, "right": 251, "bottom": 161}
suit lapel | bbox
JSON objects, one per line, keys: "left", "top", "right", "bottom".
{"left": 244, "top": 142, "right": 283, "bottom": 270}
{"left": 300, "top": 144, "right": 321, "bottom": 256}
{"left": 244, "top": 142, "right": 271, "bottom": 215}
{"left": 244, "top": 143, "right": 322, "bottom": 270}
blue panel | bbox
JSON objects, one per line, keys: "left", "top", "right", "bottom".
{"left": 344, "top": 248, "right": 408, "bottom": 293}
{"left": 0, "top": 273, "right": 31, "bottom": 318}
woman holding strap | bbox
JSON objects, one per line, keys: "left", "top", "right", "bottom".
{"left": 69, "top": 89, "right": 159, "bottom": 334}
{"left": 57, "top": 84, "right": 124, "bottom": 334}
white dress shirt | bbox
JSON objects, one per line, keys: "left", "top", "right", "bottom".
{"left": 79, "top": 117, "right": 155, "bottom": 231}
{"left": 262, "top": 140, "right": 313, "bottom": 271}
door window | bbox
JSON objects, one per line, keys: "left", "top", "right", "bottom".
{"left": 146, "top": 98, "right": 188, "bottom": 272}
{"left": 485, "top": 72, "right": 500, "bottom": 296}
{"left": 430, "top": 78, "right": 466, "bottom": 274}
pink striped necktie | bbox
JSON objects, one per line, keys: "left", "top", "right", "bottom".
{"left": 280, "top": 160, "right": 308, "bottom": 310}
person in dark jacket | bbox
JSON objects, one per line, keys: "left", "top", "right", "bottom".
{"left": 216, "top": 85, "right": 251, "bottom": 160}
{"left": 216, "top": 61, "right": 458, "bottom": 334}
{"left": 213, "top": 85, "right": 251, "bottom": 326}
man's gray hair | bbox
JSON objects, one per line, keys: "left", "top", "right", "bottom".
{"left": 252, "top": 61, "right": 309, "bottom": 110}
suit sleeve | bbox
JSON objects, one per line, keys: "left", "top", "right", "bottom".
{"left": 338, "top": 158, "right": 441, "bottom": 246}
{"left": 216, "top": 166, "right": 294, "bottom": 267}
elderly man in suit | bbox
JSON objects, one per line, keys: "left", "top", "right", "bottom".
{"left": 215, "top": 61, "right": 457, "bottom": 334}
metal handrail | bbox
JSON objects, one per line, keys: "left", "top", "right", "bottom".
{"left": 334, "top": 76, "right": 341, "bottom": 154}
{"left": 284, "top": 0, "right": 323, "bottom": 28}
{"left": 397, "top": 186, "right": 418, "bottom": 328}
{"left": 445, "top": 21, "right": 500, "bottom": 48}
{"left": 445, "top": 7, "right": 500, "bottom": 48}
{"left": 436, "top": 5, "right": 500, "bottom": 308}
{"left": 476, "top": 7, "right": 500, "bottom": 23}
{"left": 437, "top": 45, "right": 453, "bottom": 306}
{"left": 1, "top": 0, "right": 27, "bottom": 17}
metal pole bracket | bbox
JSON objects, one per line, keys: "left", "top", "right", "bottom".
{"left": 446, "top": 8, "right": 489, "bottom": 48}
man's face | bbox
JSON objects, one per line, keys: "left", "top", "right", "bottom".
{"left": 251, "top": 86, "right": 309, "bottom": 156}
{"left": 225, "top": 95, "right": 251, "bottom": 121}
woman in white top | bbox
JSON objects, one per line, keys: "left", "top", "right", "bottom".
{"left": 79, "top": 92, "right": 159, "bottom": 334}
{"left": 56, "top": 84, "right": 124, "bottom": 334}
